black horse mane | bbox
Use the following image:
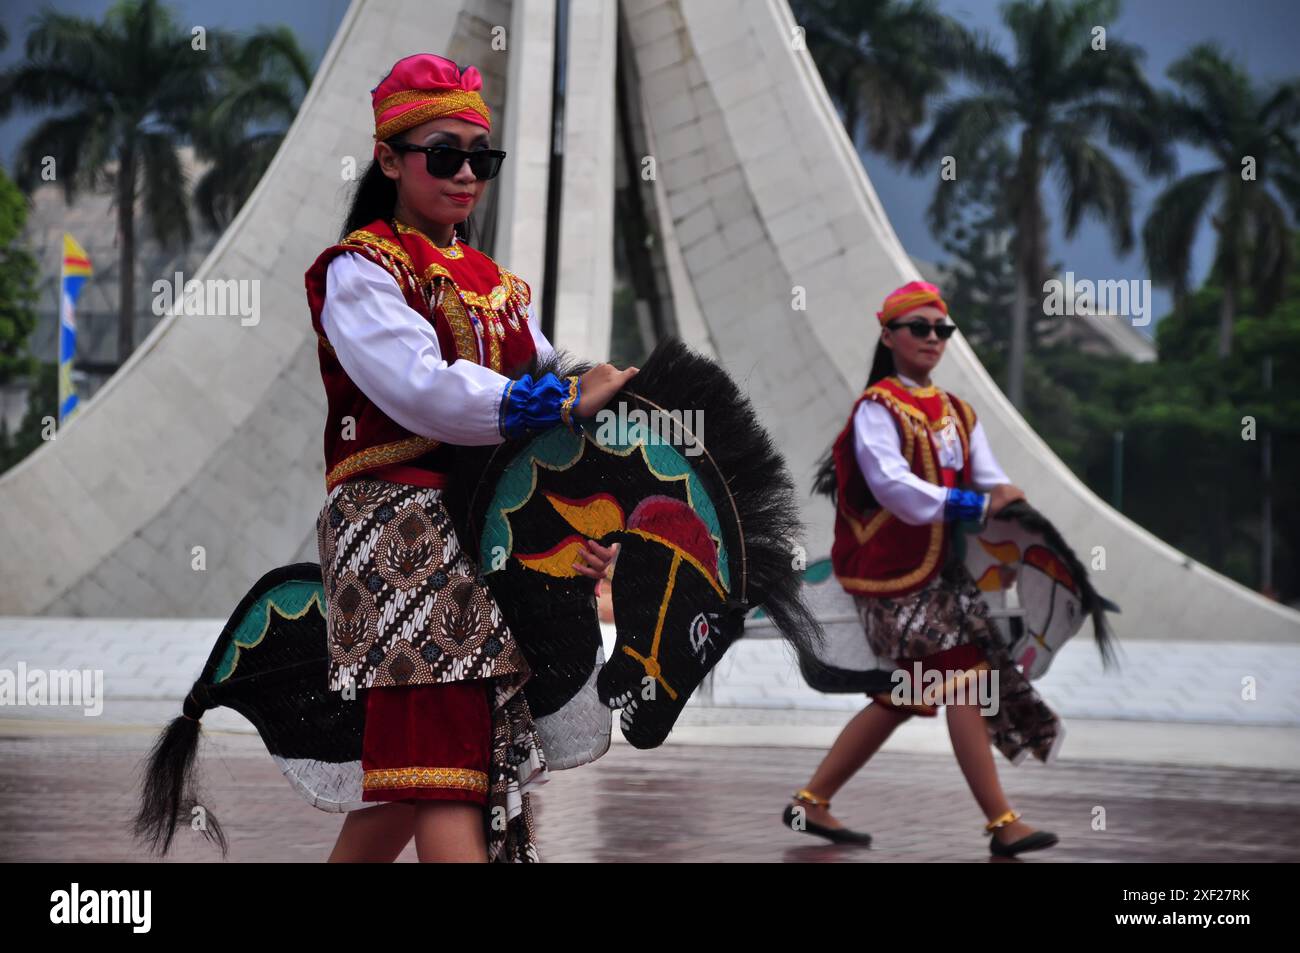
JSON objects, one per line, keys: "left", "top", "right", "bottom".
{"left": 452, "top": 339, "right": 822, "bottom": 657}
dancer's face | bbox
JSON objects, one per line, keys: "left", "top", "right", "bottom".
{"left": 880, "top": 304, "right": 949, "bottom": 378}
{"left": 377, "top": 116, "right": 491, "bottom": 231}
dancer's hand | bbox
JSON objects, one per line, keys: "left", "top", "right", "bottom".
{"left": 989, "top": 483, "right": 1026, "bottom": 516}
{"left": 572, "top": 539, "right": 620, "bottom": 580}
{"left": 576, "top": 364, "right": 638, "bottom": 417}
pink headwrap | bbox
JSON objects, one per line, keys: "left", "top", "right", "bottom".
{"left": 371, "top": 53, "right": 491, "bottom": 158}
{"left": 876, "top": 280, "right": 949, "bottom": 325}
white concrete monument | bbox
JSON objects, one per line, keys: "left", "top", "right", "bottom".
{"left": 1, "top": 0, "right": 1295, "bottom": 644}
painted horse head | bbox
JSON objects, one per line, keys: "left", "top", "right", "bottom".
{"left": 453, "top": 341, "right": 821, "bottom": 751}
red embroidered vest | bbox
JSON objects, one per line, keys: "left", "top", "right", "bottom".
{"left": 829, "top": 376, "right": 978, "bottom": 597}
{"left": 305, "top": 218, "right": 538, "bottom": 492}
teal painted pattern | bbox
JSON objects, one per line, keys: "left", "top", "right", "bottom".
{"left": 479, "top": 423, "right": 732, "bottom": 590}
{"left": 213, "top": 580, "right": 326, "bottom": 683}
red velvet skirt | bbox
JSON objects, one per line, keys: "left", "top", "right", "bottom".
{"left": 871, "top": 643, "right": 989, "bottom": 716}
{"left": 360, "top": 681, "right": 493, "bottom": 805}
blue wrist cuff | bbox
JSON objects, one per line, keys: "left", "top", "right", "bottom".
{"left": 499, "top": 373, "right": 582, "bottom": 439}
{"left": 944, "top": 488, "right": 987, "bottom": 523}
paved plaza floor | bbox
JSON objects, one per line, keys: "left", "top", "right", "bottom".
{"left": 2, "top": 714, "right": 1296, "bottom": 863}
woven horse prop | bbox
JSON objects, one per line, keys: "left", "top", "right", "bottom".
{"left": 792, "top": 496, "right": 1119, "bottom": 698}
{"left": 134, "top": 341, "right": 821, "bottom": 855}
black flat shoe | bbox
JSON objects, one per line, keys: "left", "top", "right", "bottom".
{"left": 781, "top": 804, "right": 873, "bottom": 846}
{"left": 990, "top": 829, "right": 1058, "bottom": 857}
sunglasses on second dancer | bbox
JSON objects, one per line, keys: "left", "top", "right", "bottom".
{"left": 388, "top": 142, "right": 508, "bottom": 180}
{"left": 887, "top": 318, "right": 957, "bottom": 340}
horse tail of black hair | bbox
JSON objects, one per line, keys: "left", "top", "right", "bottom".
{"left": 132, "top": 681, "right": 228, "bottom": 858}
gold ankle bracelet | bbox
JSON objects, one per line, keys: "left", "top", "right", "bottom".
{"left": 793, "top": 788, "right": 830, "bottom": 809}
{"left": 985, "top": 809, "right": 1020, "bottom": 832}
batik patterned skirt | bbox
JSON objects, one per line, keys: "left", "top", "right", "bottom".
{"left": 853, "top": 558, "right": 1063, "bottom": 764}
{"left": 316, "top": 477, "right": 547, "bottom": 861}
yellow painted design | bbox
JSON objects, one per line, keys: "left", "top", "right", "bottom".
{"left": 620, "top": 550, "right": 682, "bottom": 702}
{"left": 496, "top": 436, "right": 587, "bottom": 559}
{"left": 978, "top": 537, "right": 1021, "bottom": 565}
{"left": 545, "top": 492, "right": 626, "bottom": 538}
{"left": 623, "top": 528, "right": 725, "bottom": 597}
{"left": 516, "top": 538, "right": 589, "bottom": 578}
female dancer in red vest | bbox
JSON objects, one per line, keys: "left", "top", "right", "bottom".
{"left": 784, "top": 281, "right": 1060, "bottom": 858}
{"left": 304, "top": 54, "right": 634, "bottom": 862}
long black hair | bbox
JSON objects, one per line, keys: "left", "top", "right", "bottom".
{"left": 812, "top": 336, "right": 896, "bottom": 502}
{"left": 340, "top": 150, "right": 475, "bottom": 244}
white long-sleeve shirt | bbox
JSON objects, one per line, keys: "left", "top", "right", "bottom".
{"left": 319, "top": 249, "right": 555, "bottom": 446}
{"left": 853, "top": 374, "right": 1009, "bottom": 526}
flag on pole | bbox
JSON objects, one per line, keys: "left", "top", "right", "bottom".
{"left": 59, "top": 233, "right": 93, "bottom": 425}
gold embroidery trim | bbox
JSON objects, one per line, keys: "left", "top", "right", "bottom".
{"left": 342, "top": 229, "right": 416, "bottom": 274}
{"left": 394, "top": 219, "right": 464, "bottom": 260}
{"left": 560, "top": 375, "right": 580, "bottom": 430}
{"left": 458, "top": 281, "right": 509, "bottom": 310}
{"left": 840, "top": 385, "right": 948, "bottom": 593}
{"left": 891, "top": 375, "right": 939, "bottom": 398}
{"left": 327, "top": 435, "right": 442, "bottom": 490}
{"left": 374, "top": 88, "right": 489, "bottom": 119}
{"left": 373, "top": 91, "right": 491, "bottom": 140}
{"left": 842, "top": 505, "right": 892, "bottom": 546}
{"left": 487, "top": 317, "right": 502, "bottom": 372}
{"left": 865, "top": 389, "right": 915, "bottom": 462}
{"left": 436, "top": 281, "right": 479, "bottom": 364}
{"left": 423, "top": 262, "right": 454, "bottom": 284}
{"left": 362, "top": 765, "right": 489, "bottom": 794}
{"left": 940, "top": 392, "right": 971, "bottom": 467}
{"left": 835, "top": 521, "right": 944, "bottom": 594}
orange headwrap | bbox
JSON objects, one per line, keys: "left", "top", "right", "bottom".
{"left": 876, "top": 280, "right": 949, "bottom": 325}
{"left": 371, "top": 53, "right": 491, "bottom": 158}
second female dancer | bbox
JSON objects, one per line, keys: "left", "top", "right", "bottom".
{"left": 787, "top": 280, "right": 1061, "bottom": 858}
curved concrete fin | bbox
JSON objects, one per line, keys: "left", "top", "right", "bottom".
{"left": 619, "top": 0, "right": 1298, "bottom": 641}
{"left": 4, "top": 0, "right": 1296, "bottom": 643}
{"left": 0, "top": 0, "right": 506, "bottom": 615}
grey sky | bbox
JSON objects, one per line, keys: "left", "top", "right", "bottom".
{"left": 3, "top": 0, "right": 1296, "bottom": 332}
{"left": 863, "top": 0, "right": 1300, "bottom": 330}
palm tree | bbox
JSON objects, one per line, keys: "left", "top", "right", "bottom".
{"left": 0, "top": 0, "right": 217, "bottom": 363}
{"left": 192, "top": 26, "right": 313, "bottom": 231}
{"left": 1142, "top": 44, "right": 1300, "bottom": 359}
{"left": 790, "top": 0, "right": 975, "bottom": 163}
{"left": 914, "top": 0, "right": 1172, "bottom": 407}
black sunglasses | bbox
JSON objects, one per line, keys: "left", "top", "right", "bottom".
{"left": 388, "top": 142, "right": 507, "bottom": 180}
{"left": 887, "top": 319, "right": 957, "bottom": 340}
